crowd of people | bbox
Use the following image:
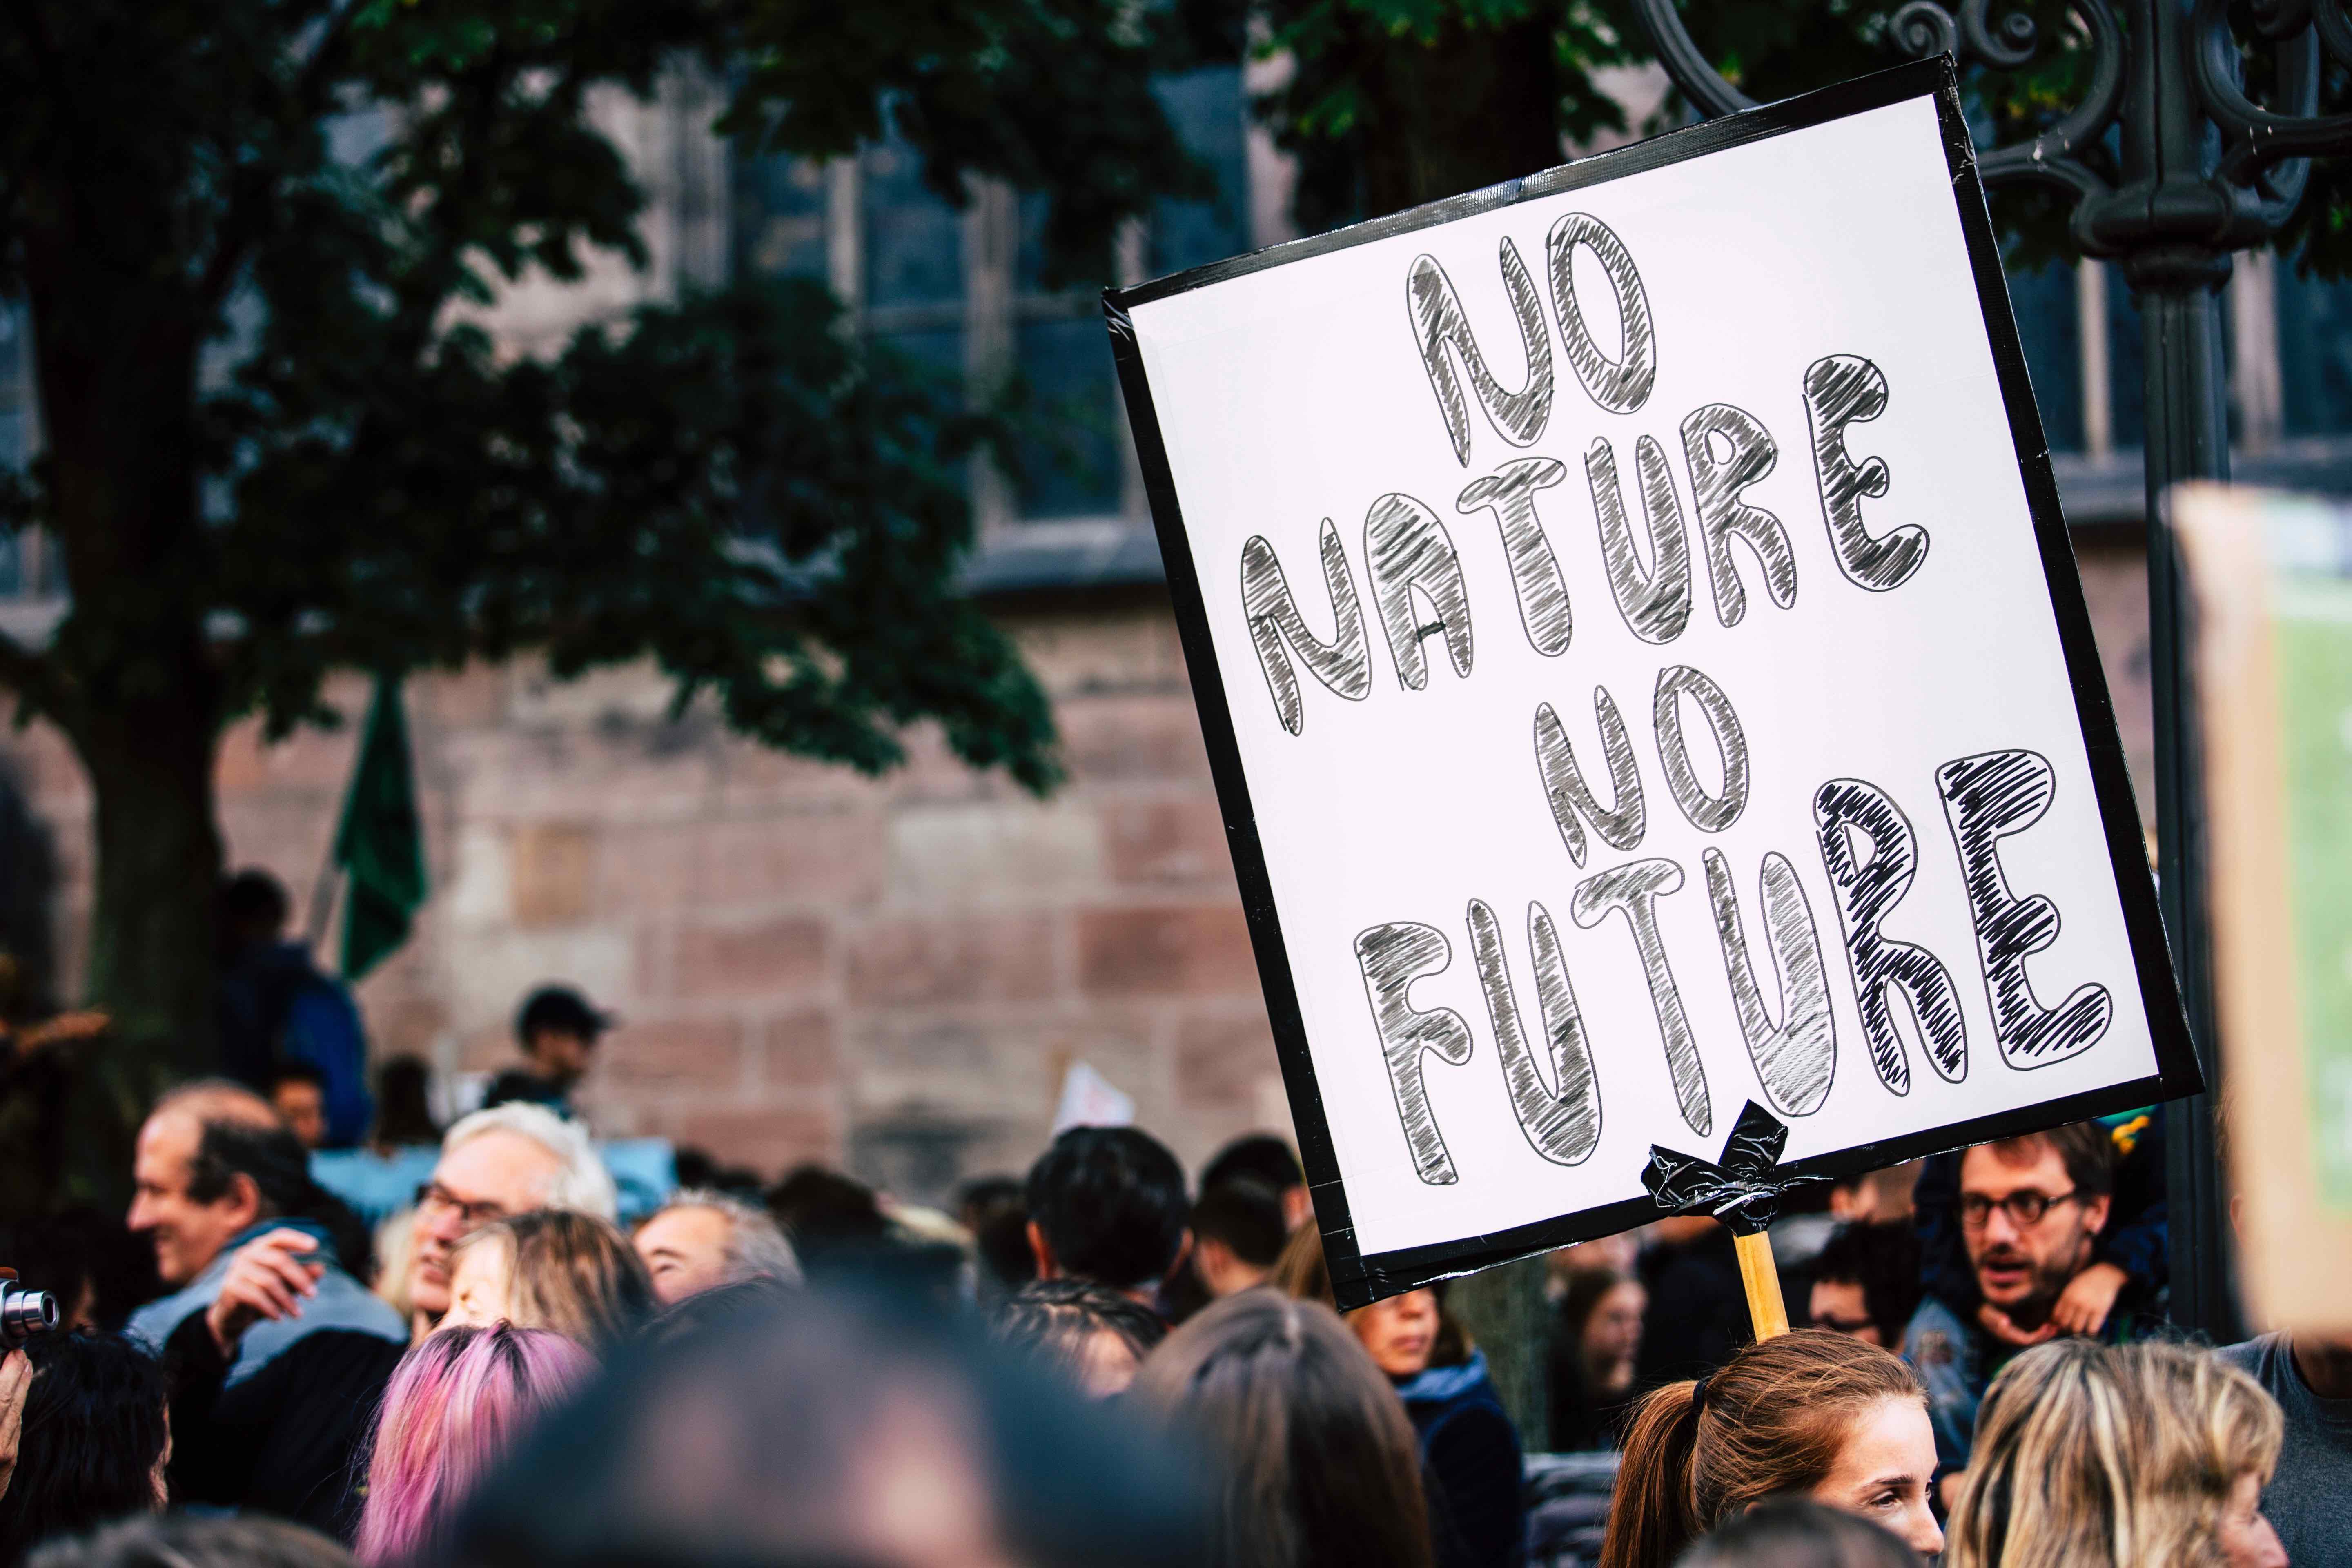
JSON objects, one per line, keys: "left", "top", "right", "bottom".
{"left": 0, "top": 951, "right": 2339, "bottom": 1567}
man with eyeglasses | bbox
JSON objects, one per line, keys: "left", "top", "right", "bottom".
{"left": 401, "top": 1101, "right": 617, "bottom": 1336}
{"left": 1900, "top": 1122, "right": 2133, "bottom": 1495}
{"left": 169, "top": 1100, "right": 617, "bottom": 1538}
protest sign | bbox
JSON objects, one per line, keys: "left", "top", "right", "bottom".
{"left": 2177, "top": 483, "right": 2352, "bottom": 1332}
{"left": 1105, "top": 58, "right": 2199, "bottom": 1307}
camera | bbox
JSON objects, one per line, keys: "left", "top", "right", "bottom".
{"left": 0, "top": 1281, "right": 56, "bottom": 1348}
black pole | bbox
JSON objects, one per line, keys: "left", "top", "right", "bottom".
{"left": 2117, "top": 0, "right": 2243, "bottom": 1343}
{"left": 2134, "top": 274, "right": 2243, "bottom": 1341}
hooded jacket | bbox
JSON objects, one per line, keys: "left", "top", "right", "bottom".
{"left": 1395, "top": 1350, "right": 1527, "bottom": 1568}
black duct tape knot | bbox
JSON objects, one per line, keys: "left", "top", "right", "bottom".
{"left": 1640, "top": 1100, "right": 1829, "bottom": 1237}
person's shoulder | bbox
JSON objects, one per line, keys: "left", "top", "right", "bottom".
{"left": 2216, "top": 1332, "right": 2285, "bottom": 1376}
{"left": 1901, "top": 1294, "right": 1971, "bottom": 1365}
{"left": 312, "top": 1264, "right": 410, "bottom": 1341}
{"left": 1903, "top": 1292, "right": 1968, "bottom": 1337}
{"left": 126, "top": 1289, "right": 202, "bottom": 1351}
{"left": 482, "top": 1069, "right": 559, "bottom": 1106}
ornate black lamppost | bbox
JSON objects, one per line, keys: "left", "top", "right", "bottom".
{"left": 1633, "top": 0, "right": 2352, "bottom": 1337}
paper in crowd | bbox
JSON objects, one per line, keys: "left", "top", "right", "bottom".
{"left": 2177, "top": 483, "right": 2352, "bottom": 1333}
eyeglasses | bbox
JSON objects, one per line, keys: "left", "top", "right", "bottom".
{"left": 414, "top": 1181, "right": 508, "bottom": 1230}
{"left": 1960, "top": 1188, "right": 2079, "bottom": 1229}
{"left": 1812, "top": 1311, "right": 1879, "bottom": 1336}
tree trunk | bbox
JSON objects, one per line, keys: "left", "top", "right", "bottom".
{"left": 18, "top": 216, "right": 223, "bottom": 1208}
{"left": 58, "top": 708, "right": 223, "bottom": 1206}
{"left": 1363, "top": 15, "right": 1571, "bottom": 218}
{"left": 1290, "top": 13, "right": 1568, "bottom": 234}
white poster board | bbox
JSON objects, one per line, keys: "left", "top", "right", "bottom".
{"left": 1106, "top": 59, "right": 2196, "bottom": 1306}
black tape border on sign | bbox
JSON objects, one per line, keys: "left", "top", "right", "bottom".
{"left": 1101, "top": 54, "right": 2202, "bottom": 1311}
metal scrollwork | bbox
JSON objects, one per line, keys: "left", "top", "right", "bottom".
{"left": 1888, "top": 2, "right": 1963, "bottom": 62}
{"left": 1627, "top": 0, "right": 1759, "bottom": 116}
{"left": 1633, "top": 0, "right": 2352, "bottom": 267}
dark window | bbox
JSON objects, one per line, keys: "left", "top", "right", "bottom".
{"left": 1012, "top": 315, "right": 1124, "bottom": 518}
{"left": 2004, "top": 261, "right": 2083, "bottom": 454}
{"left": 1011, "top": 194, "right": 1119, "bottom": 519}
{"left": 1152, "top": 67, "right": 1250, "bottom": 278}
{"left": 2107, "top": 265, "right": 2147, "bottom": 452}
{"left": 863, "top": 137, "right": 964, "bottom": 314}
{"left": 733, "top": 155, "right": 829, "bottom": 283}
{"left": 2278, "top": 265, "right": 2352, "bottom": 437}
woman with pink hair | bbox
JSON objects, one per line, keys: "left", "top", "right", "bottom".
{"left": 354, "top": 1324, "right": 592, "bottom": 1565}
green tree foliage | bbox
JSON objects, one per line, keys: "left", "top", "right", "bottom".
{"left": 0, "top": 0, "right": 1216, "bottom": 1198}
{"left": 1257, "top": 0, "right": 1639, "bottom": 232}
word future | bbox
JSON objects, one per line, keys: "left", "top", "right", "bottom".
{"left": 1238, "top": 214, "right": 2112, "bottom": 1187}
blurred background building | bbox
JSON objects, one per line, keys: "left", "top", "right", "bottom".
{"left": 0, "top": 61, "right": 2343, "bottom": 1201}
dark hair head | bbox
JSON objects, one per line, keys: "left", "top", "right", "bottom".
{"left": 958, "top": 1176, "right": 1037, "bottom": 1298}
{"left": 219, "top": 870, "right": 291, "bottom": 940}
{"left": 765, "top": 1166, "right": 888, "bottom": 1261}
{"left": 29, "top": 1513, "right": 357, "bottom": 1568}
{"left": 1200, "top": 1135, "right": 1304, "bottom": 1198}
{"left": 637, "top": 1276, "right": 802, "bottom": 1353}
{"left": 1599, "top": 1330, "right": 1927, "bottom": 1568}
{"left": 267, "top": 1061, "right": 329, "bottom": 1095}
{"left": 1189, "top": 1179, "right": 1288, "bottom": 1270}
{"left": 1129, "top": 1290, "right": 1433, "bottom": 1568}
{"left": 185, "top": 1119, "right": 314, "bottom": 1219}
{"left": 1025, "top": 1127, "right": 1188, "bottom": 1292}
{"left": 996, "top": 1278, "right": 1168, "bottom": 1388}
{"left": 371, "top": 1056, "right": 441, "bottom": 1148}
{"left": 1968, "top": 1123, "right": 2116, "bottom": 1201}
{"left": 1808, "top": 1222, "right": 1923, "bottom": 1345}
{"left": 444, "top": 1285, "right": 1212, "bottom": 1568}
{"left": 957, "top": 1174, "right": 1024, "bottom": 1215}
{"left": 514, "top": 986, "right": 611, "bottom": 1047}
{"left": 178, "top": 1110, "right": 372, "bottom": 1281}
{"left": 1675, "top": 1497, "right": 1917, "bottom": 1568}
{"left": 0, "top": 1333, "right": 167, "bottom": 1563}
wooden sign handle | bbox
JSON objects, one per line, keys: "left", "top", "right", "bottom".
{"left": 1733, "top": 1230, "right": 1790, "bottom": 1340}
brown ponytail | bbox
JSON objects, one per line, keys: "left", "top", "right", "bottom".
{"left": 1596, "top": 1329, "right": 1926, "bottom": 1568}
{"left": 1600, "top": 1375, "right": 1708, "bottom": 1568}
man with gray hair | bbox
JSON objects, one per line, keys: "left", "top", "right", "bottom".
{"left": 633, "top": 1189, "right": 801, "bottom": 1305}
{"left": 402, "top": 1102, "right": 618, "bottom": 1334}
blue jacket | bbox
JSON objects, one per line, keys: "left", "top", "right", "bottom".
{"left": 217, "top": 940, "right": 374, "bottom": 1147}
{"left": 125, "top": 1216, "right": 405, "bottom": 1386}
{"left": 1396, "top": 1351, "right": 1527, "bottom": 1568}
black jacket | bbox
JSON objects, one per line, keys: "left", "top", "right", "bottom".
{"left": 163, "top": 1310, "right": 406, "bottom": 1538}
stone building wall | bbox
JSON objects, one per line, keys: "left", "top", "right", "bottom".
{"left": 0, "top": 545, "right": 2155, "bottom": 1203}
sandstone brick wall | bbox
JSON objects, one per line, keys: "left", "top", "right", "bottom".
{"left": 0, "top": 546, "right": 2157, "bottom": 1205}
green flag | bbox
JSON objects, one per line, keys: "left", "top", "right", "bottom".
{"left": 332, "top": 674, "right": 428, "bottom": 981}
